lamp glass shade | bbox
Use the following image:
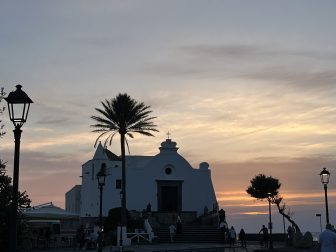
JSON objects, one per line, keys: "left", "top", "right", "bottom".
{"left": 320, "top": 168, "right": 330, "bottom": 185}
{"left": 5, "top": 85, "right": 33, "bottom": 126}
{"left": 97, "top": 171, "right": 106, "bottom": 186}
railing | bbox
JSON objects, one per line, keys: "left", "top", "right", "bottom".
{"left": 127, "top": 231, "right": 156, "bottom": 244}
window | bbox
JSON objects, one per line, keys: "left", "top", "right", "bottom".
{"left": 101, "top": 163, "right": 106, "bottom": 171}
{"left": 165, "top": 167, "right": 172, "bottom": 175}
{"left": 116, "top": 179, "right": 122, "bottom": 189}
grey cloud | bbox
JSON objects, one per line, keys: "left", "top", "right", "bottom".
{"left": 2, "top": 149, "right": 82, "bottom": 176}
{"left": 75, "top": 36, "right": 121, "bottom": 49}
{"left": 243, "top": 68, "right": 336, "bottom": 91}
{"left": 31, "top": 100, "right": 91, "bottom": 127}
{"left": 143, "top": 92, "right": 195, "bottom": 110}
{"left": 35, "top": 117, "right": 70, "bottom": 125}
{"left": 178, "top": 44, "right": 336, "bottom": 61}
{"left": 178, "top": 44, "right": 268, "bottom": 59}
{"left": 146, "top": 43, "right": 336, "bottom": 93}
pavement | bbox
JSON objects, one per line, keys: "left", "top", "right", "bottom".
{"left": 30, "top": 241, "right": 317, "bottom": 252}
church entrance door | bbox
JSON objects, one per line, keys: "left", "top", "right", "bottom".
{"left": 157, "top": 180, "right": 182, "bottom": 212}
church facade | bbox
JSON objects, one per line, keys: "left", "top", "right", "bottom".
{"left": 67, "top": 138, "right": 217, "bottom": 218}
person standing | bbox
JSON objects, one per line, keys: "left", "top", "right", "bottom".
{"left": 219, "top": 220, "right": 228, "bottom": 241}
{"left": 239, "top": 228, "right": 246, "bottom": 247}
{"left": 169, "top": 224, "right": 176, "bottom": 243}
{"left": 176, "top": 215, "right": 182, "bottom": 234}
{"left": 228, "top": 226, "right": 236, "bottom": 247}
{"left": 259, "top": 225, "right": 269, "bottom": 248}
{"left": 319, "top": 224, "right": 336, "bottom": 252}
{"left": 287, "top": 225, "right": 294, "bottom": 246}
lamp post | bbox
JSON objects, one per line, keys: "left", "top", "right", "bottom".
{"left": 268, "top": 193, "right": 274, "bottom": 249}
{"left": 316, "top": 214, "right": 322, "bottom": 233}
{"left": 283, "top": 215, "right": 286, "bottom": 241}
{"left": 119, "top": 190, "right": 124, "bottom": 251}
{"left": 5, "top": 85, "right": 33, "bottom": 252}
{"left": 97, "top": 166, "right": 106, "bottom": 252}
{"left": 320, "top": 168, "right": 330, "bottom": 225}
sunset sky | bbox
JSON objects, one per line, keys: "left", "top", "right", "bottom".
{"left": 1, "top": 1, "right": 336, "bottom": 233}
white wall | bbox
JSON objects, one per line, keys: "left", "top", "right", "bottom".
{"left": 79, "top": 139, "right": 218, "bottom": 217}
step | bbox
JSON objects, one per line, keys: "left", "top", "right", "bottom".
{"left": 155, "top": 225, "right": 225, "bottom": 243}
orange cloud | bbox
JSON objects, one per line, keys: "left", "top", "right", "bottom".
{"left": 216, "top": 189, "right": 336, "bottom": 208}
{"left": 238, "top": 211, "right": 268, "bottom": 215}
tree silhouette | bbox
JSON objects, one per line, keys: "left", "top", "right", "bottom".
{"left": 0, "top": 160, "right": 31, "bottom": 250}
{"left": 246, "top": 174, "right": 281, "bottom": 199}
{"left": 91, "top": 93, "right": 158, "bottom": 229}
{"left": 247, "top": 174, "right": 301, "bottom": 233}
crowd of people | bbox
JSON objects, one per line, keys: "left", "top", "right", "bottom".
{"left": 71, "top": 216, "right": 333, "bottom": 251}
{"left": 218, "top": 219, "right": 246, "bottom": 248}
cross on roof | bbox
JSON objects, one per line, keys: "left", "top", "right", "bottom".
{"left": 167, "top": 131, "right": 171, "bottom": 139}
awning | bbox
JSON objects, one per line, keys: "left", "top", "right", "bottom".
{"left": 24, "top": 203, "right": 79, "bottom": 220}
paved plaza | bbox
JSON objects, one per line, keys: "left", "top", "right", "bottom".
{"left": 30, "top": 241, "right": 318, "bottom": 252}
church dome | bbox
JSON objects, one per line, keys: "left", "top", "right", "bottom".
{"left": 147, "top": 138, "right": 194, "bottom": 172}
{"left": 159, "top": 138, "right": 179, "bottom": 153}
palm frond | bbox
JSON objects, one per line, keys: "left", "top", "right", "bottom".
{"left": 109, "top": 132, "right": 117, "bottom": 146}
{"left": 125, "top": 138, "right": 131, "bottom": 155}
{"left": 91, "top": 93, "right": 158, "bottom": 152}
{"left": 94, "top": 131, "right": 109, "bottom": 147}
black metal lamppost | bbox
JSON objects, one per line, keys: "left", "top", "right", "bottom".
{"left": 320, "top": 168, "right": 330, "bottom": 225}
{"left": 267, "top": 192, "right": 274, "bottom": 249}
{"left": 316, "top": 213, "right": 322, "bottom": 233}
{"left": 5, "top": 85, "right": 33, "bottom": 252}
{"left": 97, "top": 165, "right": 106, "bottom": 252}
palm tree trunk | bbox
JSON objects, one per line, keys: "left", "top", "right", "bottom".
{"left": 120, "top": 133, "right": 127, "bottom": 227}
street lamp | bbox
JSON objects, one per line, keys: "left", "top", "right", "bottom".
{"left": 282, "top": 215, "right": 286, "bottom": 241}
{"left": 267, "top": 192, "right": 274, "bottom": 249}
{"left": 320, "top": 167, "right": 330, "bottom": 225}
{"left": 97, "top": 165, "right": 106, "bottom": 252}
{"left": 316, "top": 214, "right": 322, "bottom": 233}
{"left": 5, "top": 85, "right": 33, "bottom": 252}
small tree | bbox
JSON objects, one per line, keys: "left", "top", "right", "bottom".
{"left": 0, "top": 160, "right": 31, "bottom": 250}
{"left": 246, "top": 174, "right": 301, "bottom": 233}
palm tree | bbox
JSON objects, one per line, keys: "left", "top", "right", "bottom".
{"left": 90, "top": 93, "right": 158, "bottom": 240}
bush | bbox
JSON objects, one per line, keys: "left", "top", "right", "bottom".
{"left": 104, "top": 207, "right": 144, "bottom": 245}
{"left": 293, "top": 231, "right": 313, "bottom": 249}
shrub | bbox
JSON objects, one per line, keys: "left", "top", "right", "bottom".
{"left": 293, "top": 231, "right": 313, "bottom": 249}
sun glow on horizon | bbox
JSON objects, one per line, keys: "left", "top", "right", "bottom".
{"left": 216, "top": 190, "right": 336, "bottom": 208}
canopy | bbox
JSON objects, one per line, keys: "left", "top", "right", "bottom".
{"left": 24, "top": 202, "right": 79, "bottom": 220}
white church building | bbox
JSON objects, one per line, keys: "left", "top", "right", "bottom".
{"left": 66, "top": 138, "right": 217, "bottom": 219}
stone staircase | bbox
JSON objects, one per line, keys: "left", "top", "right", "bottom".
{"left": 155, "top": 225, "right": 225, "bottom": 243}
